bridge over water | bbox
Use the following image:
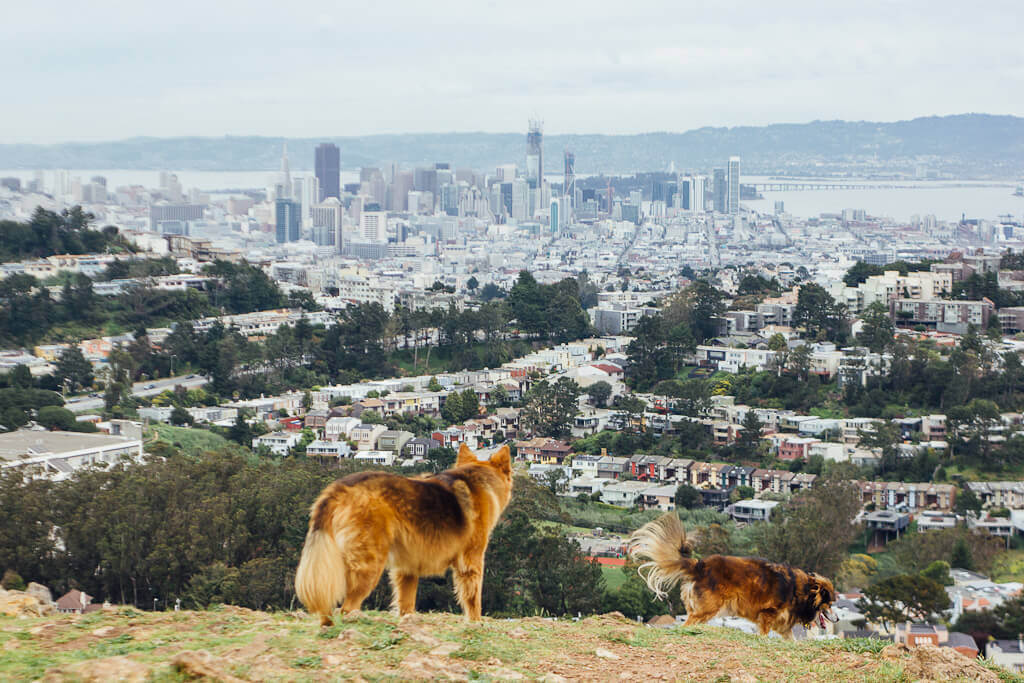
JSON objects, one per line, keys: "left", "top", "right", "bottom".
{"left": 749, "top": 181, "right": 1013, "bottom": 192}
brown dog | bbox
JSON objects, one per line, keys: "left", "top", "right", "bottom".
{"left": 629, "top": 513, "right": 837, "bottom": 637}
{"left": 295, "top": 444, "right": 513, "bottom": 626}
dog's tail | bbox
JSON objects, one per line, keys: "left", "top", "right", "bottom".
{"left": 628, "top": 512, "right": 696, "bottom": 600}
{"left": 295, "top": 487, "right": 347, "bottom": 624}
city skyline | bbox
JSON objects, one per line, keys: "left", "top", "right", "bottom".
{"left": 3, "top": 0, "right": 1022, "bottom": 143}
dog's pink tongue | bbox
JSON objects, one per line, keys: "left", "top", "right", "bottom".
{"left": 817, "top": 614, "right": 826, "bottom": 629}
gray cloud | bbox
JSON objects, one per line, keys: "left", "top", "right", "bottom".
{"left": 2, "top": 0, "right": 1022, "bottom": 142}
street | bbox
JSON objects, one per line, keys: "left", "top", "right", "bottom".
{"left": 65, "top": 374, "right": 208, "bottom": 413}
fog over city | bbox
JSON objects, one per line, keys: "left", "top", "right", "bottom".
{"left": 4, "top": 0, "right": 1023, "bottom": 142}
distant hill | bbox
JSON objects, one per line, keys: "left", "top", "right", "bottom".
{"left": 1, "top": 114, "right": 1022, "bottom": 177}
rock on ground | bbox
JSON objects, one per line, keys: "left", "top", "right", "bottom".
{"left": 880, "top": 643, "right": 999, "bottom": 682}
{"left": 0, "top": 590, "right": 55, "bottom": 617}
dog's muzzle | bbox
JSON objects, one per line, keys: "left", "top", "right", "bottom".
{"left": 816, "top": 609, "right": 839, "bottom": 628}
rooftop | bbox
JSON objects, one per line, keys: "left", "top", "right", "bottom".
{"left": 0, "top": 430, "right": 138, "bottom": 463}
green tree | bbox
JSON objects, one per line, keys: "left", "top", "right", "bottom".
{"left": 460, "top": 388, "right": 480, "bottom": 421}
{"left": 857, "top": 574, "right": 951, "bottom": 629}
{"left": 427, "top": 376, "right": 443, "bottom": 392}
{"left": 521, "top": 378, "right": 582, "bottom": 438}
{"left": 466, "top": 276, "right": 479, "bottom": 292}
{"left": 752, "top": 478, "right": 861, "bottom": 577}
{"left": 674, "top": 484, "right": 703, "bottom": 509}
{"left": 54, "top": 346, "right": 94, "bottom": 393}
{"left": 586, "top": 381, "right": 613, "bottom": 408}
{"left": 36, "top": 406, "right": 80, "bottom": 431}
{"left": 441, "top": 391, "right": 463, "bottom": 423}
{"left": 170, "top": 406, "right": 194, "bottom": 426}
{"left": 735, "top": 410, "right": 764, "bottom": 460}
{"left": 857, "top": 301, "right": 895, "bottom": 352}
{"left": 919, "top": 560, "right": 953, "bottom": 586}
{"left": 793, "top": 283, "right": 847, "bottom": 342}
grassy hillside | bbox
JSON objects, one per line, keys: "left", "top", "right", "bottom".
{"left": 147, "top": 423, "right": 230, "bottom": 456}
{"left": 2, "top": 608, "right": 1019, "bottom": 682}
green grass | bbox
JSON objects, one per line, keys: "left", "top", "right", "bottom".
{"left": 2, "top": 608, "right": 1020, "bottom": 681}
{"left": 602, "top": 565, "right": 629, "bottom": 590}
{"left": 991, "top": 549, "right": 1024, "bottom": 583}
{"left": 147, "top": 424, "right": 229, "bottom": 456}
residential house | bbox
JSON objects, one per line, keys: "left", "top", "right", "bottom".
{"left": 728, "top": 499, "right": 780, "bottom": 523}
{"left": 351, "top": 423, "right": 387, "bottom": 451}
{"left": 859, "top": 481, "right": 956, "bottom": 513}
{"left": 304, "top": 410, "right": 329, "bottom": 430}
{"left": 987, "top": 638, "right": 1024, "bottom": 673}
{"left": 596, "top": 455, "right": 629, "bottom": 479}
{"left": 252, "top": 431, "right": 301, "bottom": 456}
{"left": 305, "top": 440, "right": 352, "bottom": 459}
{"left": 56, "top": 590, "right": 94, "bottom": 615}
{"left": 916, "top": 511, "right": 957, "bottom": 531}
{"left": 601, "top": 480, "right": 654, "bottom": 507}
{"left": 377, "top": 430, "right": 414, "bottom": 453}
{"left": 569, "top": 476, "right": 609, "bottom": 498}
{"left": 403, "top": 437, "right": 439, "bottom": 459}
{"left": 354, "top": 450, "right": 396, "bottom": 466}
{"left": 432, "top": 426, "right": 471, "bottom": 450}
{"left": 640, "top": 484, "right": 679, "bottom": 511}
{"left": 325, "top": 416, "right": 361, "bottom": 442}
{"left": 966, "top": 481, "right": 1024, "bottom": 509}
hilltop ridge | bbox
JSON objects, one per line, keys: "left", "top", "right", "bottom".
{"left": 1, "top": 114, "right": 1022, "bottom": 176}
{"left": 1, "top": 607, "right": 1017, "bottom": 682}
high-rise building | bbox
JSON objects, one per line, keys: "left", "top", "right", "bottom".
{"left": 689, "top": 175, "right": 706, "bottom": 214}
{"left": 563, "top": 150, "right": 575, "bottom": 207}
{"left": 315, "top": 143, "right": 340, "bottom": 201}
{"left": 713, "top": 168, "right": 727, "bottom": 213}
{"left": 311, "top": 197, "right": 343, "bottom": 249}
{"left": 511, "top": 177, "right": 529, "bottom": 221}
{"left": 359, "top": 211, "right": 387, "bottom": 243}
{"left": 275, "top": 198, "right": 300, "bottom": 243}
{"left": 727, "top": 156, "right": 741, "bottom": 215}
{"left": 526, "top": 120, "right": 543, "bottom": 215}
{"left": 276, "top": 144, "right": 292, "bottom": 200}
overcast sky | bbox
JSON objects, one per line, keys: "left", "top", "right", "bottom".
{"left": 4, "top": 0, "right": 1022, "bottom": 143}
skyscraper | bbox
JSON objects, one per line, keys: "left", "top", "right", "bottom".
{"left": 712, "top": 168, "right": 726, "bottom": 213}
{"left": 315, "top": 143, "right": 340, "bottom": 201}
{"left": 727, "top": 156, "right": 741, "bottom": 215}
{"left": 526, "top": 120, "right": 543, "bottom": 216}
{"left": 563, "top": 150, "right": 575, "bottom": 207}
{"left": 275, "top": 198, "right": 301, "bottom": 243}
{"left": 276, "top": 144, "right": 292, "bottom": 200}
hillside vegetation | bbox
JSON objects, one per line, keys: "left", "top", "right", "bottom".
{"left": 3, "top": 608, "right": 1019, "bottom": 682}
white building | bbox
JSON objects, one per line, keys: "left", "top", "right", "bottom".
{"left": 252, "top": 431, "right": 301, "bottom": 456}
{"left": 0, "top": 430, "right": 143, "bottom": 481}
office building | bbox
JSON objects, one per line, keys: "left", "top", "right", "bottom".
{"left": 563, "top": 150, "right": 575, "bottom": 207}
{"left": 311, "top": 197, "right": 343, "bottom": 249}
{"left": 315, "top": 143, "right": 340, "bottom": 201}
{"left": 526, "top": 120, "right": 543, "bottom": 215}
{"left": 727, "top": 156, "right": 741, "bottom": 214}
{"left": 149, "top": 202, "right": 204, "bottom": 231}
{"left": 713, "top": 168, "right": 726, "bottom": 213}
{"left": 359, "top": 211, "right": 387, "bottom": 243}
{"left": 275, "top": 198, "right": 301, "bottom": 243}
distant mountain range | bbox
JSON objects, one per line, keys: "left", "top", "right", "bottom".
{"left": 1, "top": 114, "right": 1022, "bottom": 177}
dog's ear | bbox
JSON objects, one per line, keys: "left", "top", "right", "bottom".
{"left": 489, "top": 445, "right": 512, "bottom": 476}
{"left": 456, "top": 443, "right": 477, "bottom": 466}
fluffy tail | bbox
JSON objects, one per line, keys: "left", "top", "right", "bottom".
{"left": 294, "top": 494, "right": 347, "bottom": 624}
{"left": 628, "top": 512, "right": 695, "bottom": 600}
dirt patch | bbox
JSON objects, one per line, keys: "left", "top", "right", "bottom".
{"left": 881, "top": 643, "right": 1000, "bottom": 682}
{"left": 39, "top": 655, "right": 149, "bottom": 682}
